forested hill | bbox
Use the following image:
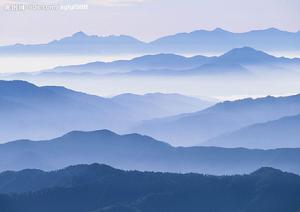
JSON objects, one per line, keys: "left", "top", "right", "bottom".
{"left": 0, "top": 164, "right": 299, "bottom": 212}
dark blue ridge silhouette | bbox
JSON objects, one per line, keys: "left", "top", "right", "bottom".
{"left": 0, "top": 164, "right": 299, "bottom": 212}
{"left": 1, "top": 129, "right": 300, "bottom": 175}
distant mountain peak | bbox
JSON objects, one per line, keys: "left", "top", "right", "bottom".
{"left": 72, "top": 31, "right": 88, "bottom": 37}
{"left": 225, "top": 47, "right": 263, "bottom": 54}
{"left": 212, "top": 28, "right": 228, "bottom": 33}
{"left": 63, "top": 163, "right": 118, "bottom": 173}
{"left": 263, "top": 27, "right": 289, "bottom": 33}
{"left": 225, "top": 46, "right": 270, "bottom": 56}
{"left": 137, "top": 53, "right": 185, "bottom": 59}
{"left": 0, "top": 79, "right": 33, "bottom": 86}
{"left": 251, "top": 167, "right": 286, "bottom": 177}
{"left": 218, "top": 47, "right": 276, "bottom": 63}
{"left": 266, "top": 27, "right": 280, "bottom": 31}
{"left": 0, "top": 80, "right": 38, "bottom": 90}
{"left": 61, "top": 129, "right": 117, "bottom": 139}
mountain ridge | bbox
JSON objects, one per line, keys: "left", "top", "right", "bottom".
{"left": 1, "top": 129, "right": 300, "bottom": 175}
{"left": 131, "top": 92, "right": 300, "bottom": 146}
{"left": 0, "top": 80, "right": 210, "bottom": 142}
{"left": 1, "top": 28, "right": 299, "bottom": 55}
{"left": 39, "top": 47, "right": 300, "bottom": 76}
{"left": 0, "top": 163, "right": 299, "bottom": 212}
{"left": 204, "top": 114, "right": 300, "bottom": 149}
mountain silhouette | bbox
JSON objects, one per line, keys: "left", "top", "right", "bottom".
{"left": 205, "top": 114, "right": 300, "bottom": 149}
{"left": 131, "top": 94, "right": 300, "bottom": 146}
{"left": 217, "top": 47, "right": 278, "bottom": 64}
{"left": 0, "top": 129, "right": 300, "bottom": 175}
{"left": 1, "top": 28, "right": 299, "bottom": 55}
{"left": 44, "top": 53, "right": 213, "bottom": 74}
{"left": 0, "top": 164, "right": 299, "bottom": 212}
{"left": 111, "top": 93, "right": 213, "bottom": 118}
{"left": 0, "top": 80, "right": 209, "bottom": 142}
{"left": 150, "top": 28, "right": 300, "bottom": 54}
{"left": 41, "top": 47, "right": 300, "bottom": 76}
{"left": 0, "top": 32, "right": 145, "bottom": 55}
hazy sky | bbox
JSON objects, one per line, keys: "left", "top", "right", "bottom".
{"left": 0, "top": 0, "right": 300, "bottom": 45}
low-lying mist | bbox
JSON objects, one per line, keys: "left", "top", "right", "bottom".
{"left": 2, "top": 70, "right": 300, "bottom": 101}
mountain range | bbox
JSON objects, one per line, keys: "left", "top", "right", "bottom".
{"left": 0, "top": 32, "right": 145, "bottom": 55}
{"left": 132, "top": 93, "right": 300, "bottom": 147}
{"left": 205, "top": 114, "right": 300, "bottom": 149}
{"left": 111, "top": 93, "right": 213, "bottom": 118}
{"left": 1, "top": 129, "right": 300, "bottom": 175}
{"left": 150, "top": 28, "right": 300, "bottom": 54}
{"left": 0, "top": 164, "right": 299, "bottom": 212}
{"left": 0, "top": 28, "right": 299, "bottom": 55}
{"left": 44, "top": 53, "right": 213, "bottom": 74}
{"left": 41, "top": 47, "right": 300, "bottom": 76}
{"left": 2, "top": 80, "right": 300, "bottom": 149}
{"left": 0, "top": 80, "right": 210, "bottom": 142}
{"left": 2, "top": 27, "right": 300, "bottom": 212}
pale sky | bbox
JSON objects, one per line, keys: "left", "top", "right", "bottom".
{"left": 0, "top": 0, "right": 300, "bottom": 45}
